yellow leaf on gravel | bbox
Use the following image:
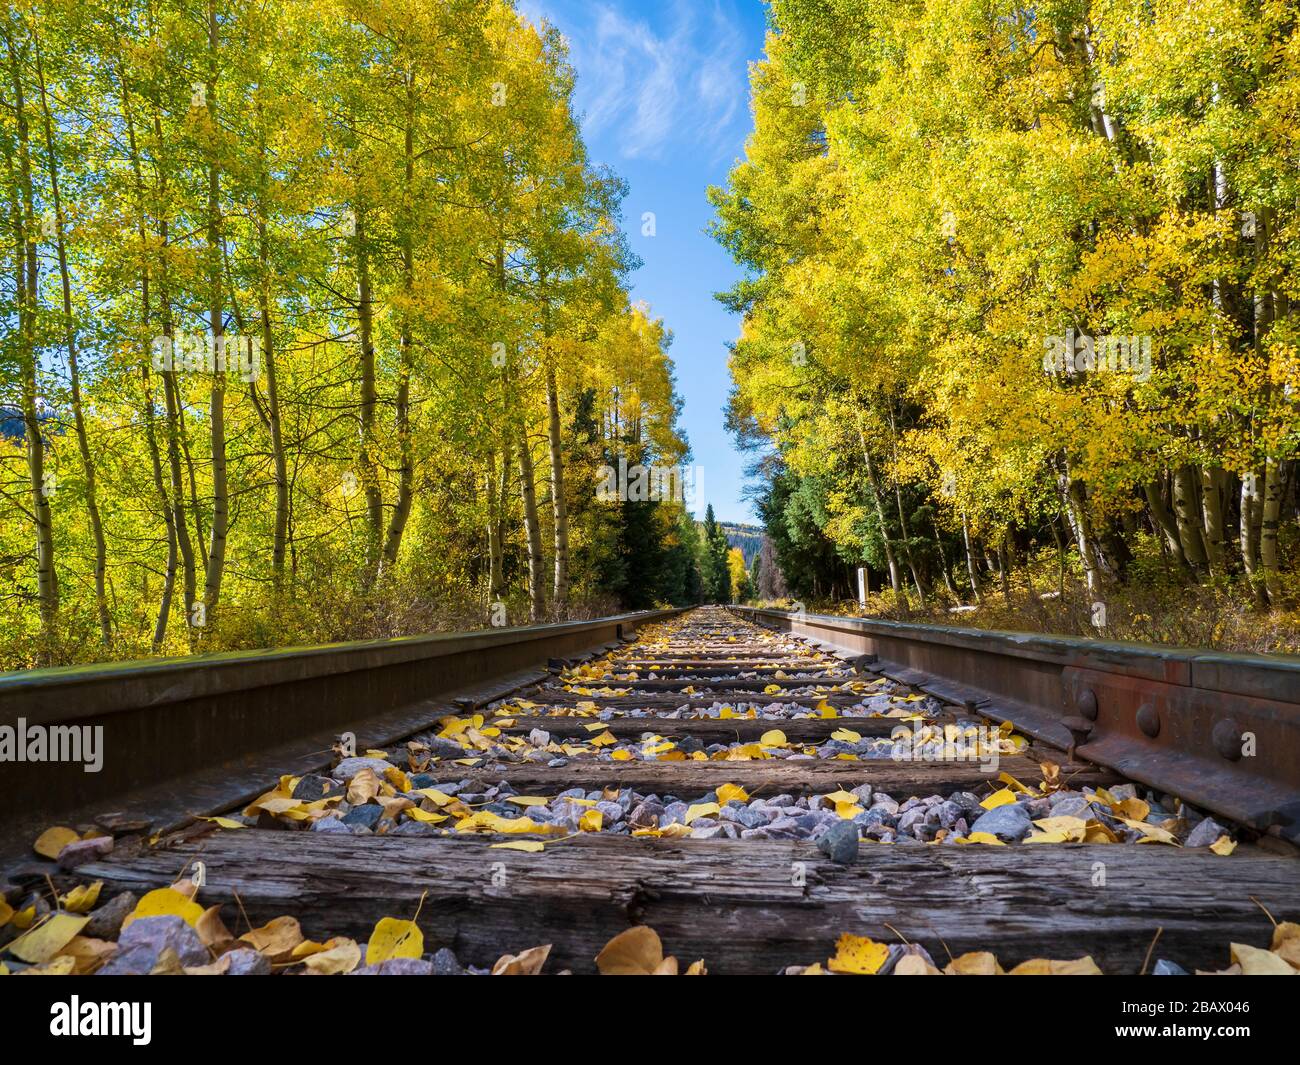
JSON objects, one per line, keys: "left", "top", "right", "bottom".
{"left": 405, "top": 807, "right": 448, "bottom": 823}
{"left": 7, "top": 914, "right": 90, "bottom": 963}
{"left": 347, "top": 768, "right": 381, "bottom": 805}
{"left": 824, "top": 790, "right": 859, "bottom": 805}
{"left": 366, "top": 917, "right": 423, "bottom": 965}
{"left": 595, "top": 926, "right": 683, "bottom": 975}
{"left": 0, "top": 899, "right": 12, "bottom": 926}
{"left": 945, "top": 952, "right": 1005, "bottom": 975}
{"left": 239, "top": 916, "right": 304, "bottom": 960}
{"left": 1112, "top": 797, "right": 1150, "bottom": 821}
{"left": 56, "top": 935, "right": 116, "bottom": 975}
{"left": 980, "top": 788, "right": 1016, "bottom": 810}
{"left": 826, "top": 933, "right": 889, "bottom": 975}
{"left": 716, "top": 783, "right": 749, "bottom": 804}
{"left": 759, "top": 729, "right": 787, "bottom": 747}
{"left": 384, "top": 766, "right": 412, "bottom": 792}
{"left": 455, "top": 811, "right": 564, "bottom": 835}
{"left": 590, "top": 730, "right": 617, "bottom": 747}
{"left": 413, "top": 787, "right": 456, "bottom": 806}
{"left": 490, "top": 840, "right": 545, "bottom": 853}
{"left": 302, "top": 938, "right": 361, "bottom": 975}
{"left": 997, "top": 771, "right": 1032, "bottom": 793}
{"left": 1210, "top": 835, "right": 1237, "bottom": 856}
{"left": 506, "top": 796, "right": 551, "bottom": 807}
{"left": 817, "top": 702, "right": 838, "bottom": 718}
{"left": 763, "top": 684, "right": 781, "bottom": 694}
{"left": 492, "top": 944, "right": 551, "bottom": 975}
{"left": 33, "top": 827, "right": 79, "bottom": 860}
{"left": 62, "top": 882, "right": 102, "bottom": 914}
{"left": 1024, "top": 830, "right": 1070, "bottom": 844}
{"left": 1122, "top": 818, "right": 1180, "bottom": 845}
{"left": 1230, "top": 943, "right": 1296, "bottom": 975}
{"left": 611, "top": 749, "right": 634, "bottom": 761}
{"left": 583, "top": 722, "right": 609, "bottom": 732}
{"left": 832, "top": 728, "right": 862, "bottom": 743}
{"left": 685, "top": 802, "right": 720, "bottom": 824}
{"left": 895, "top": 954, "right": 942, "bottom": 975}
{"left": 198, "top": 816, "right": 248, "bottom": 829}
{"left": 1031, "top": 816, "right": 1088, "bottom": 841}
{"left": 196, "top": 906, "right": 234, "bottom": 950}
{"left": 124, "top": 888, "right": 204, "bottom": 930}
{"left": 579, "top": 809, "right": 603, "bottom": 832}
{"left": 19, "top": 955, "right": 76, "bottom": 975}
{"left": 957, "top": 832, "right": 1006, "bottom": 846}
{"left": 1009, "top": 956, "right": 1103, "bottom": 975}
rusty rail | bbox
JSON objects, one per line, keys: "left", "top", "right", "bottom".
{"left": 730, "top": 606, "right": 1300, "bottom": 844}
{"left": 0, "top": 610, "right": 681, "bottom": 849}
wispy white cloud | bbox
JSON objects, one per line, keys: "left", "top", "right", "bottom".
{"left": 519, "top": 0, "right": 749, "bottom": 161}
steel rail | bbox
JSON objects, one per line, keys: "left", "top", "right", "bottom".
{"left": 730, "top": 606, "right": 1300, "bottom": 844}
{"left": 0, "top": 609, "right": 681, "bottom": 839}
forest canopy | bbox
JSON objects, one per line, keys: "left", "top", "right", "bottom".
{"left": 0, "top": 0, "right": 712, "bottom": 669}
{"left": 712, "top": 0, "right": 1300, "bottom": 620}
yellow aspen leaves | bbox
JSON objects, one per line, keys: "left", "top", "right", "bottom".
{"left": 365, "top": 918, "right": 424, "bottom": 966}
{"left": 826, "top": 933, "right": 889, "bottom": 975}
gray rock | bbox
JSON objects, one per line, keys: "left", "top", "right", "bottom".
{"left": 106, "top": 915, "right": 207, "bottom": 971}
{"left": 968, "top": 802, "right": 1033, "bottom": 842}
{"left": 388, "top": 821, "right": 440, "bottom": 836}
{"left": 628, "top": 801, "right": 665, "bottom": 829}
{"left": 84, "top": 891, "right": 136, "bottom": 939}
{"left": 332, "top": 756, "right": 393, "bottom": 781}
{"left": 897, "top": 807, "right": 928, "bottom": 836}
{"left": 662, "top": 801, "right": 688, "bottom": 825}
{"left": 312, "top": 816, "right": 353, "bottom": 834}
{"left": 595, "top": 801, "right": 624, "bottom": 824}
{"left": 1048, "top": 795, "right": 1094, "bottom": 819}
{"left": 1022, "top": 797, "right": 1052, "bottom": 819}
{"left": 948, "top": 791, "right": 982, "bottom": 819}
{"left": 292, "top": 774, "right": 337, "bottom": 801}
{"left": 1184, "top": 817, "right": 1227, "bottom": 848}
{"left": 431, "top": 947, "right": 464, "bottom": 975}
{"left": 816, "top": 820, "right": 860, "bottom": 864}
{"left": 689, "top": 825, "right": 726, "bottom": 839}
{"left": 97, "top": 944, "right": 164, "bottom": 976}
{"left": 224, "top": 948, "right": 273, "bottom": 975}
{"left": 1152, "top": 958, "right": 1189, "bottom": 976}
{"left": 351, "top": 957, "right": 435, "bottom": 975}
{"left": 341, "top": 804, "right": 384, "bottom": 829}
{"left": 425, "top": 737, "right": 467, "bottom": 760}
{"left": 935, "top": 800, "right": 963, "bottom": 830}
{"left": 860, "top": 806, "right": 897, "bottom": 828}
{"left": 57, "top": 835, "right": 114, "bottom": 870}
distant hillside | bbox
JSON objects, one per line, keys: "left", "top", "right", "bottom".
{"left": 721, "top": 522, "right": 763, "bottom": 567}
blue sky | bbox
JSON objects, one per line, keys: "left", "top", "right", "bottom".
{"left": 518, "top": 0, "right": 769, "bottom": 525}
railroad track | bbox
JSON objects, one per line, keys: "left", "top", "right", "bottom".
{"left": 3, "top": 605, "right": 1299, "bottom": 976}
